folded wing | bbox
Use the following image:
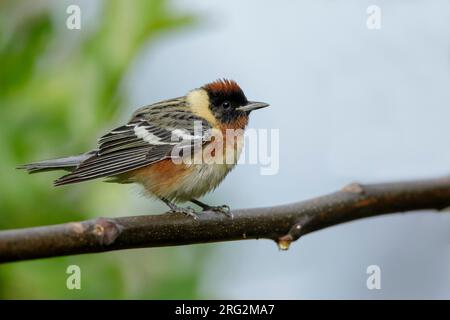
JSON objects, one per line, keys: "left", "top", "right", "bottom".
{"left": 54, "top": 107, "right": 211, "bottom": 186}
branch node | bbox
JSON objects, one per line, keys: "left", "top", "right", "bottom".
{"left": 276, "top": 235, "right": 292, "bottom": 250}
{"left": 342, "top": 182, "right": 365, "bottom": 194}
{"left": 92, "top": 218, "right": 123, "bottom": 246}
{"left": 276, "top": 222, "right": 303, "bottom": 251}
{"left": 69, "top": 222, "right": 85, "bottom": 234}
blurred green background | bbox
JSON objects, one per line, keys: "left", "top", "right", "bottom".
{"left": 0, "top": 0, "right": 209, "bottom": 299}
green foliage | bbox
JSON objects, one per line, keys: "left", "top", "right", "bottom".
{"left": 0, "top": 0, "right": 203, "bottom": 299}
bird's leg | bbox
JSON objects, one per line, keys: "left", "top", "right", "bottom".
{"left": 161, "top": 197, "right": 199, "bottom": 219}
{"left": 190, "top": 199, "right": 233, "bottom": 218}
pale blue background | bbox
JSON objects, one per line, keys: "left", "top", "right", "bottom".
{"left": 80, "top": 0, "right": 450, "bottom": 298}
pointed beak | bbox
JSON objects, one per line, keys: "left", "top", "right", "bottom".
{"left": 236, "top": 101, "right": 270, "bottom": 113}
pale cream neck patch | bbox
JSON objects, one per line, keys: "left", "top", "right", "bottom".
{"left": 186, "top": 88, "right": 218, "bottom": 127}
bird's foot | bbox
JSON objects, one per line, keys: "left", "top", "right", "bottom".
{"left": 161, "top": 197, "right": 199, "bottom": 219}
{"left": 189, "top": 199, "right": 233, "bottom": 218}
{"left": 203, "top": 204, "right": 233, "bottom": 218}
{"left": 169, "top": 206, "right": 199, "bottom": 219}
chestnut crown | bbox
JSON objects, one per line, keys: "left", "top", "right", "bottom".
{"left": 202, "top": 79, "right": 269, "bottom": 123}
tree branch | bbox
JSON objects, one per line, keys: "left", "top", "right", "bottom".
{"left": 1, "top": 176, "right": 450, "bottom": 263}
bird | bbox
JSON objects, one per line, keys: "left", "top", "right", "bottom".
{"left": 18, "top": 79, "right": 269, "bottom": 218}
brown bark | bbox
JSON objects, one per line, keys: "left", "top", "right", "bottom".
{"left": 1, "top": 176, "right": 450, "bottom": 263}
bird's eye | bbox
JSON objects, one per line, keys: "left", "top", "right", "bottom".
{"left": 222, "top": 101, "right": 231, "bottom": 109}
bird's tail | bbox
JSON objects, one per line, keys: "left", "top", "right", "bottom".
{"left": 17, "top": 153, "right": 94, "bottom": 174}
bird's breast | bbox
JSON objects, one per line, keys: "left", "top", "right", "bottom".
{"left": 130, "top": 117, "right": 247, "bottom": 202}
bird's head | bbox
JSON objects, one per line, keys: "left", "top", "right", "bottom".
{"left": 187, "top": 79, "right": 269, "bottom": 126}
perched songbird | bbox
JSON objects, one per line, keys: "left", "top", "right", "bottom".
{"left": 19, "top": 79, "right": 269, "bottom": 218}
